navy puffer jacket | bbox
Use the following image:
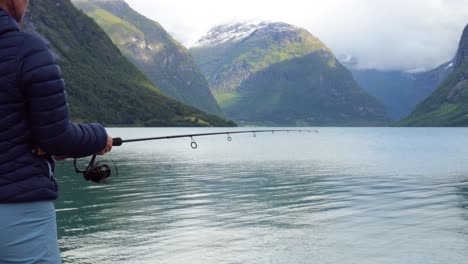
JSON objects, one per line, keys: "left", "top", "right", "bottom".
{"left": 0, "top": 9, "right": 108, "bottom": 203}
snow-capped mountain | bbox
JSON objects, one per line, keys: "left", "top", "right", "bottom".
{"left": 194, "top": 21, "right": 299, "bottom": 47}
{"left": 190, "top": 21, "right": 389, "bottom": 126}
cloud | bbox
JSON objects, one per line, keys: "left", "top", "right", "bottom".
{"left": 125, "top": 0, "right": 468, "bottom": 71}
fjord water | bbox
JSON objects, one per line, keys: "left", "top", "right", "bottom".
{"left": 55, "top": 128, "right": 468, "bottom": 264}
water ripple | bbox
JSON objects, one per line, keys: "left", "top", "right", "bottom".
{"left": 55, "top": 128, "right": 468, "bottom": 264}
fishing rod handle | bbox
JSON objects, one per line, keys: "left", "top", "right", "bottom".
{"left": 112, "top": 137, "right": 123, "bottom": 146}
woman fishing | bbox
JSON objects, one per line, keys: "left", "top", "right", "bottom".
{"left": 0, "top": 0, "right": 112, "bottom": 263}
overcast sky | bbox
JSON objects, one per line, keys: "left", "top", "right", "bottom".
{"left": 125, "top": 0, "right": 468, "bottom": 72}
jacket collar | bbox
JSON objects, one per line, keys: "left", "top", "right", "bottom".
{"left": 0, "top": 8, "right": 20, "bottom": 36}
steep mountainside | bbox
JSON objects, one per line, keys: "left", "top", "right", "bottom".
{"left": 24, "top": 0, "right": 234, "bottom": 127}
{"left": 454, "top": 25, "right": 468, "bottom": 68}
{"left": 72, "top": 0, "right": 222, "bottom": 116}
{"left": 191, "top": 22, "right": 389, "bottom": 126}
{"left": 348, "top": 62, "right": 452, "bottom": 121}
{"left": 401, "top": 25, "right": 468, "bottom": 126}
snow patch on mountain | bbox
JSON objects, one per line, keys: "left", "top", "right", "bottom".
{"left": 194, "top": 21, "right": 298, "bottom": 47}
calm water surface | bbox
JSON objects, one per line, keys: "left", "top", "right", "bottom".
{"left": 55, "top": 128, "right": 468, "bottom": 264}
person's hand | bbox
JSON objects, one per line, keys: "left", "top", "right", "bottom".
{"left": 97, "top": 135, "right": 113, "bottom": 155}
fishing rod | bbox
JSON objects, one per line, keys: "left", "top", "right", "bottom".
{"left": 75, "top": 129, "right": 318, "bottom": 183}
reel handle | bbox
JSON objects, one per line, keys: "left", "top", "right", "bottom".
{"left": 112, "top": 137, "right": 123, "bottom": 146}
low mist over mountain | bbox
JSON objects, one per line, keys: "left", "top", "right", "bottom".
{"left": 23, "top": 0, "right": 234, "bottom": 127}
{"left": 72, "top": 0, "right": 222, "bottom": 116}
{"left": 401, "top": 25, "right": 468, "bottom": 126}
{"left": 342, "top": 56, "right": 453, "bottom": 121}
{"left": 190, "top": 22, "right": 388, "bottom": 126}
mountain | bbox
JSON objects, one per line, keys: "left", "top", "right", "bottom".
{"left": 401, "top": 25, "right": 468, "bottom": 126}
{"left": 72, "top": 0, "right": 222, "bottom": 116}
{"left": 190, "top": 22, "right": 389, "bottom": 126}
{"left": 23, "top": 0, "right": 234, "bottom": 127}
{"left": 345, "top": 61, "right": 452, "bottom": 121}
{"left": 454, "top": 25, "right": 468, "bottom": 68}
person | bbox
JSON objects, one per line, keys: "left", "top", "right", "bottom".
{"left": 0, "top": 0, "right": 113, "bottom": 263}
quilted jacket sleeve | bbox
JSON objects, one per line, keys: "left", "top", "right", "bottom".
{"left": 17, "top": 35, "right": 108, "bottom": 158}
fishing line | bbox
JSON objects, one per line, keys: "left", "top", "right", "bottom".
{"left": 75, "top": 129, "right": 318, "bottom": 183}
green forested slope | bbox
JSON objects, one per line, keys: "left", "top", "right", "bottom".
{"left": 400, "top": 61, "right": 468, "bottom": 126}
{"left": 72, "top": 0, "right": 222, "bottom": 116}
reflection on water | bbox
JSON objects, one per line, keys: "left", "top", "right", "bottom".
{"left": 55, "top": 128, "right": 468, "bottom": 264}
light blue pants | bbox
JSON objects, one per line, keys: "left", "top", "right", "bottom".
{"left": 0, "top": 201, "right": 61, "bottom": 264}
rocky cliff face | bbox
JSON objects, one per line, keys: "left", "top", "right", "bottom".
{"left": 191, "top": 22, "right": 389, "bottom": 126}
{"left": 21, "top": 0, "right": 234, "bottom": 127}
{"left": 73, "top": 0, "right": 222, "bottom": 116}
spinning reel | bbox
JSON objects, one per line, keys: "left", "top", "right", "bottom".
{"left": 74, "top": 155, "right": 111, "bottom": 183}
